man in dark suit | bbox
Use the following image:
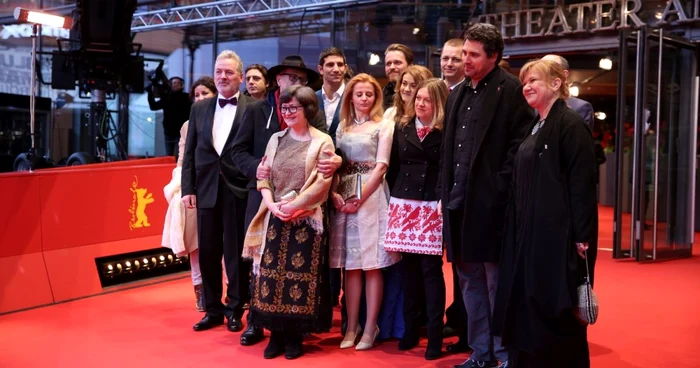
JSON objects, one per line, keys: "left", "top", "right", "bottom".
{"left": 316, "top": 47, "right": 346, "bottom": 143}
{"left": 181, "top": 50, "right": 252, "bottom": 333}
{"left": 438, "top": 24, "right": 535, "bottom": 368}
{"left": 440, "top": 37, "right": 471, "bottom": 352}
{"left": 541, "top": 54, "right": 594, "bottom": 130}
{"left": 232, "top": 55, "right": 342, "bottom": 346}
{"left": 316, "top": 47, "right": 347, "bottom": 310}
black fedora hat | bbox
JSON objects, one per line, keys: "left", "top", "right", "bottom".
{"left": 268, "top": 55, "right": 320, "bottom": 86}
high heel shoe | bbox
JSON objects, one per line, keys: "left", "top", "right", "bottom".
{"left": 355, "top": 326, "right": 380, "bottom": 351}
{"left": 340, "top": 325, "right": 360, "bottom": 349}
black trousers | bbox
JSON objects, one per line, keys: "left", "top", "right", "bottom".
{"left": 197, "top": 178, "right": 248, "bottom": 319}
{"left": 400, "top": 252, "right": 446, "bottom": 343}
{"left": 445, "top": 262, "right": 469, "bottom": 342}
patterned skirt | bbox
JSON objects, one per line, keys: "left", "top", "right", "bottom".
{"left": 250, "top": 214, "right": 332, "bottom": 333}
{"left": 384, "top": 197, "right": 443, "bottom": 255}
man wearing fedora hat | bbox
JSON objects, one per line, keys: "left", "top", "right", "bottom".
{"left": 232, "top": 54, "right": 342, "bottom": 346}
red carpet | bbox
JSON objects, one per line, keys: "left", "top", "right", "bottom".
{"left": 1, "top": 206, "right": 699, "bottom": 367}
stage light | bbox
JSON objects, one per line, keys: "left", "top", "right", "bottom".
{"left": 159, "top": 255, "right": 165, "bottom": 261}
{"left": 107, "top": 264, "right": 113, "bottom": 271}
{"left": 13, "top": 7, "right": 72, "bottom": 29}
{"left": 368, "top": 53, "right": 380, "bottom": 66}
{"left": 143, "top": 258, "right": 149, "bottom": 264}
{"left": 167, "top": 255, "right": 174, "bottom": 262}
{"left": 599, "top": 57, "right": 612, "bottom": 70}
{"left": 125, "top": 261, "right": 131, "bottom": 267}
{"left": 570, "top": 85, "right": 580, "bottom": 97}
{"left": 413, "top": 27, "right": 420, "bottom": 35}
{"left": 595, "top": 112, "right": 607, "bottom": 120}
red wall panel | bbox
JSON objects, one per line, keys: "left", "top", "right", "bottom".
{"left": 0, "top": 174, "right": 43, "bottom": 257}
{"left": 39, "top": 164, "right": 173, "bottom": 251}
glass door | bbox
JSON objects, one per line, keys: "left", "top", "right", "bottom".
{"left": 613, "top": 28, "right": 697, "bottom": 261}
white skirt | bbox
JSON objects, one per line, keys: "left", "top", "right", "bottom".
{"left": 384, "top": 197, "right": 443, "bottom": 255}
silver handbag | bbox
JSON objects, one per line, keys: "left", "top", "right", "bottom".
{"left": 574, "top": 251, "right": 598, "bottom": 325}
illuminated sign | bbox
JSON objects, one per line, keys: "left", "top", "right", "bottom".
{"left": 478, "top": 0, "right": 700, "bottom": 40}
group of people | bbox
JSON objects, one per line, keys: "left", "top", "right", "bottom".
{"left": 160, "top": 22, "right": 598, "bottom": 368}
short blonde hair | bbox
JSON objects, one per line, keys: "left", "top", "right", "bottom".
{"left": 519, "top": 59, "right": 570, "bottom": 99}
{"left": 216, "top": 50, "right": 244, "bottom": 76}
{"left": 339, "top": 73, "right": 384, "bottom": 132}
{"left": 393, "top": 65, "right": 433, "bottom": 123}
{"left": 400, "top": 78, "right": 449, "bottom": 131}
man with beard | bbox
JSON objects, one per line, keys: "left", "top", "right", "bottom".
{"left": 244, "top": 64, "right": 269, "bottom": 100}
{"left": 439, "top": 24, "right": 534, "bottom": 368}
{"left": 382, "top": 44, "right": 413, "bottom": 109}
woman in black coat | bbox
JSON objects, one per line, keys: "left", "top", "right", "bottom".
{"left": 492, "top": 59, "right": 598, "bottom": 368}
{"left": 385, "top": 78, "right": 449, "bottom": 360}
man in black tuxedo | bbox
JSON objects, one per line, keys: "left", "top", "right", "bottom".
{"left": 438, "top": 24, "right": 535, "bottom": 368}
{"left": 182, "top": 50, "right": 252, "bottom": 333}
{"left": 232, "top": 55, "right": 342, "bottom": 346}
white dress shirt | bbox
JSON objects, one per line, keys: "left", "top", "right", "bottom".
{"left": 448, "top": 78, "right": 465, "bottom": 91}
{"left": 322, "top": 82, "right": 345, "bottom": 128}
{"left": 212, "top": 91, "right": 239, "bottom": 155}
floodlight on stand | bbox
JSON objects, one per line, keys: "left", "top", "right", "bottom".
{"left": 13, "top": 7, "right": 73, "bottom": 172}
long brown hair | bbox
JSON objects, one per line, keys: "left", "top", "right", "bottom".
{"left": 400, "top": 78, "right": 448, "bottom": 131}
{"left": 392, "top": 65, "right": 433, "bottom": 123}
{"left": 339, "top": 73, "right": 384, "bottom": 133}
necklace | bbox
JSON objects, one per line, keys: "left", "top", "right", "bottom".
{"left": 353, "top": 116, "right": 370, "bottom": 125}
{"left": 532, "top": 119, "right": 545, "bottom": 135}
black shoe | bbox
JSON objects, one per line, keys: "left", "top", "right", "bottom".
{"left": 226, "top": 317, "right": 243, "bottom": 332}
{"left": 425, "top": 346, "right": 442, "bottom": 360}
{"left": 446, "top": 340, "right": 473, "bottom": 353}
{"left": 193, "top": 315, "right": 224, "bottom": 331}
{"left": 442, "top": 325, "right": 459, "bottom": 338}
{"left": 454, "top": 358, "right": 498, "bottom": 368}
{"left": 264, "top": 332, "right": 285, "bottom": 359}
{"left": 240, "top": 324, "right": 264, "bottom": 346}
{"left": 285, "top": 334, "right": 303, "bottom": 360}
{"left": 397, "top": 333, "right": 419, "bottom": 351}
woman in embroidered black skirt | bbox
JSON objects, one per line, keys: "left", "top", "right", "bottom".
{"left": 242, "top": 85, "right": 335, "bottom": 360}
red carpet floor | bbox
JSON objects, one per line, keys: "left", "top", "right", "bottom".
{"left": 1, "top": 206, "right": 699, "bottom": 367}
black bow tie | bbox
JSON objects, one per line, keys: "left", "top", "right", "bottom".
{"left": 218, "top": 97, "right": 238, "bottom": 108}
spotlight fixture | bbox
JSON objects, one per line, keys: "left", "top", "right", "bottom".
{"left": 368, "top": 53, "right": 380, "bottom": 66}
{"left": 413, "top": 27, "right": 420, "bottom": 35}
{"left": 599, "top": 57, "right": 613, "bottom": 71}
{"left": 13, "top": 7, "right": 72, "bottom": 28}
{"left": 570, "top": 85, "right": 580, "bottom": 97}
{"left": 595, "top": 112, "right": 607, "bottom": 120}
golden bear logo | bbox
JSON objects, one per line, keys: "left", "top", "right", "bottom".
{"left": 129, "top": 175, "right": 154, "bottom": 230}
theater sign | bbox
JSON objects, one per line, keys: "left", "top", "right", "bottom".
{"left": 478, "top": 0, "right": 700, "bottom": 39}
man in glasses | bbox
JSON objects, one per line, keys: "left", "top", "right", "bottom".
{"left": 232, "top": 55, "right": 343, "bottom": 347}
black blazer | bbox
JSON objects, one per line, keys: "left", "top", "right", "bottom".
{"left": 439, "top": 66, "right": 536, "bottom": 263}
{"left": 181, "top": 93, "right": 252, "bottom": 208}
{"left": 386, "top": 119, "right": 442, "bottom": 201}
{"left": 231, "top": 89, "right": 327, "bottom": 228}
{"left": 231, "top": 89, "right": 327, "bottom": 189}
{"left": 316, "top": 89, "right": 343, "bottom": 143}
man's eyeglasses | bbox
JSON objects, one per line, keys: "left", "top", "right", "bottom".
{"left": 281, "top": 105, "right": 303, "bottom": 114}
{"left": 279, "top": 73, "right": 308, "bottom": 85}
